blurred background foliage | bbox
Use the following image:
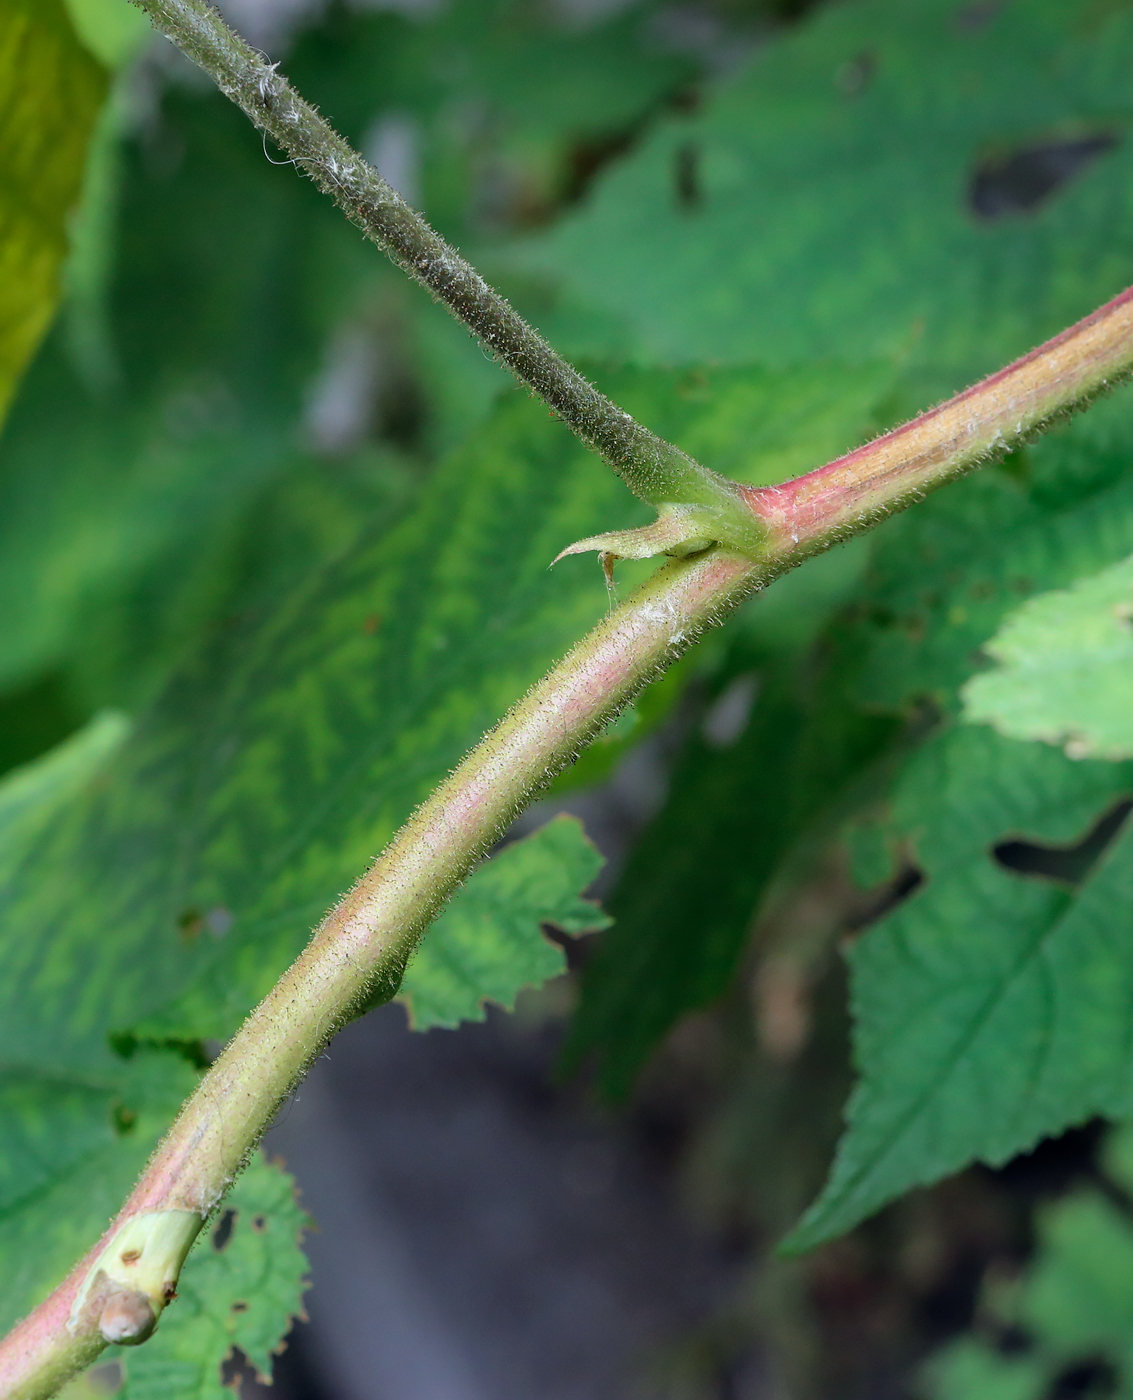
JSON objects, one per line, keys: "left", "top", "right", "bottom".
{"left": 8, "top": 0, "right": 1133, "bottom": 1396}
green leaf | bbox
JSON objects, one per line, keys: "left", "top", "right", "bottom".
{"left": 0, "top": 717, "right": 206, "bottom": 1335}
{"left": 923, "top": 1124, "right": 1133, "bottom": 1400}
{"left": 785, "top": 724, "right": 1133, "bottom": 1253}
{"left": 0, "top": 1050, "right": 200, "bottom": 1342}
{"left": 520, "top": 0, "right": 1133, "bottom": 388}
{"left": 0, "top": 75, "right": 402, "bottom": 701}
{"left": 0, "top": 0, "right": 695, "bottom": 706}
{"left": 62, "top": 0, "right": 148, "bottom": 67}
{"left": 0, "top": 356, "right": 882, "bottom": 1331}
{"left": 921, "top": 1341, "right": 1046, "bottom": 1400}
{"left": 0, "top": 388, "right": 618, "bottom": 1333}
{"left": 0, "top": 0, "right": 105, "bottom": 427}
{"left": 117, "top": 1154, "right": 309, "bottom": 1400}
{"left": 398, "top": 815, "right": 610, "bottom": 1030}
{"left": 962, "top": 553, "right": 1133, "bottom": 761}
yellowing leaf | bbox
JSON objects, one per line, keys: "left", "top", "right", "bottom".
{"left": 0, "top": 0, "right": 104, "bottom": 426}
{"left": 398, "top": 816, "right": 610, "bottom": 1030}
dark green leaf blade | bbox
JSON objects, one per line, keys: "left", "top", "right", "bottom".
{"left": 520, "top": 0, "right": 1133, "bottom": 387}
{"left": 785, "top": 725, "right": 1133, "bottom": 1253}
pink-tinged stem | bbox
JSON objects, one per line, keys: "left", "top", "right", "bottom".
{"left": 0, "top": 550, "right": 758, "bottom": 1400}
{"left": 10, "top": 273, "right": 1133, "bottom": 1392}
{"left": 8, "top": 0, "right": 1133, "bottom": 1389}
{"left": 747, "top": 285, "right": 1133, "bottom": 551}
{"left": 10, "top": 274, "right": 1133, "bottom": 1398}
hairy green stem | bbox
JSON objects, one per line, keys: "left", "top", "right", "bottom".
{"left": 0, "top": 548, "right": 764, "bottom": 1400}
{"left": 8, "top": 283, "right": 1133, "bottom": 1399}
{"left": 123, "top": 0, "right": 762, "bottom": 555}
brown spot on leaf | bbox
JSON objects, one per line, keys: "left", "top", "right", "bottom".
{"left": 177, "top": 907, "right": 203, "bottom": 942}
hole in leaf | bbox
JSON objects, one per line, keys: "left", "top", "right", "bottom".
{"left": 1049, "top": 1357, "right": 1119, "bottom": 1399}
{"left": 674, "top": 142, "right": 700, "bottom": 210}
{"left": 177, "top": 907, "right": 204, "bottom": 942}
{"left": 993, "top": 799, "right": 1132, "bottom": 886}
{"left": 846, "top": 863, "right": 925, "bottom": 936}
{"left": 994, "top": 1323, "right": 1035, "bottom": 1356}
{"left": 212, "top": 1209, "right": 237, "bottom": 1252}
{"left": 563, "top": 129, "right": 637, "bottom": 207}
{"left": 112, "top": 1105, "right": 138, "bottom": 1136}
{"left": 836, "top": 51, "right": 875, "bottom": 97}
{"left": 970, "top": 134, "right": 1118, "bottom": 219}
{"left": 251, "top": 1214, "right": 267, "bottom": 1232}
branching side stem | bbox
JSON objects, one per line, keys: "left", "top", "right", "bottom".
{"left": 7, "top": 2, "right": 1133, "bottom": 1395}
{"left": 123, "top": 0, "right": 763, "bottom": 555}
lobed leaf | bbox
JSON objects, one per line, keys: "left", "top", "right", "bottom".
{"left": 786, "top": 725, "right": 1133, "bottom": 1252}
{"left": 399, "top": 815, "right": 610, "bottom": 1029}
{"left": 962, "top": 554, "right": 1133, "bottom": 761}
{"left": 117, "top": 1154, "right": 309, "bottom": 1400}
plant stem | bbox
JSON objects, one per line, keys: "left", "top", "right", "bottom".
{"left": 750, "top": 285, "right": 1133, "bottom": 552}
{"left": 8, "top": 2, "right": 1133, "bottom": 1393}
{"left": 0, "top": 547, "right": 763, "bottom": 1400}
{"left": 124, "top": 0, "right": 761, "bottom": 553}
{"left": 8, "top": 284, "right": 1133, "bottom": 1399}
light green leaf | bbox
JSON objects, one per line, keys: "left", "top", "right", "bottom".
{"left": 845, "top": 389, "right": 1133, "bottom": 714}
{"left": 921, "top": 1340, "right": 1046, "bottom": 1400}
{"left": 0, "top": 1048, "right": 200, "bottom": 1343}
{"left": 963, "top": 554, "right": 1133, "bottom": 761}
{"left": 923, "top": 1124, "right": 1133, "bottom": 1399}
{"left": 62, "top": 0, "right": 148, "bottom": 67}
{"left": 399, "top": 815, "right": 610, "bottom": 1030}
{"left": 786, "top": 724, "right": 1133, "bottom": 1253}
{"left": 118, "top": 1154, "right": 309, "bottom": 1400}
{"left": 0, "top": 387, "right": 616, "bottom": 1334}
{"left": 520, "top": 0, "right": 1133, "bottom": 388}
{"left": 0, "top": 0, "right": 104, "bottom": 427}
